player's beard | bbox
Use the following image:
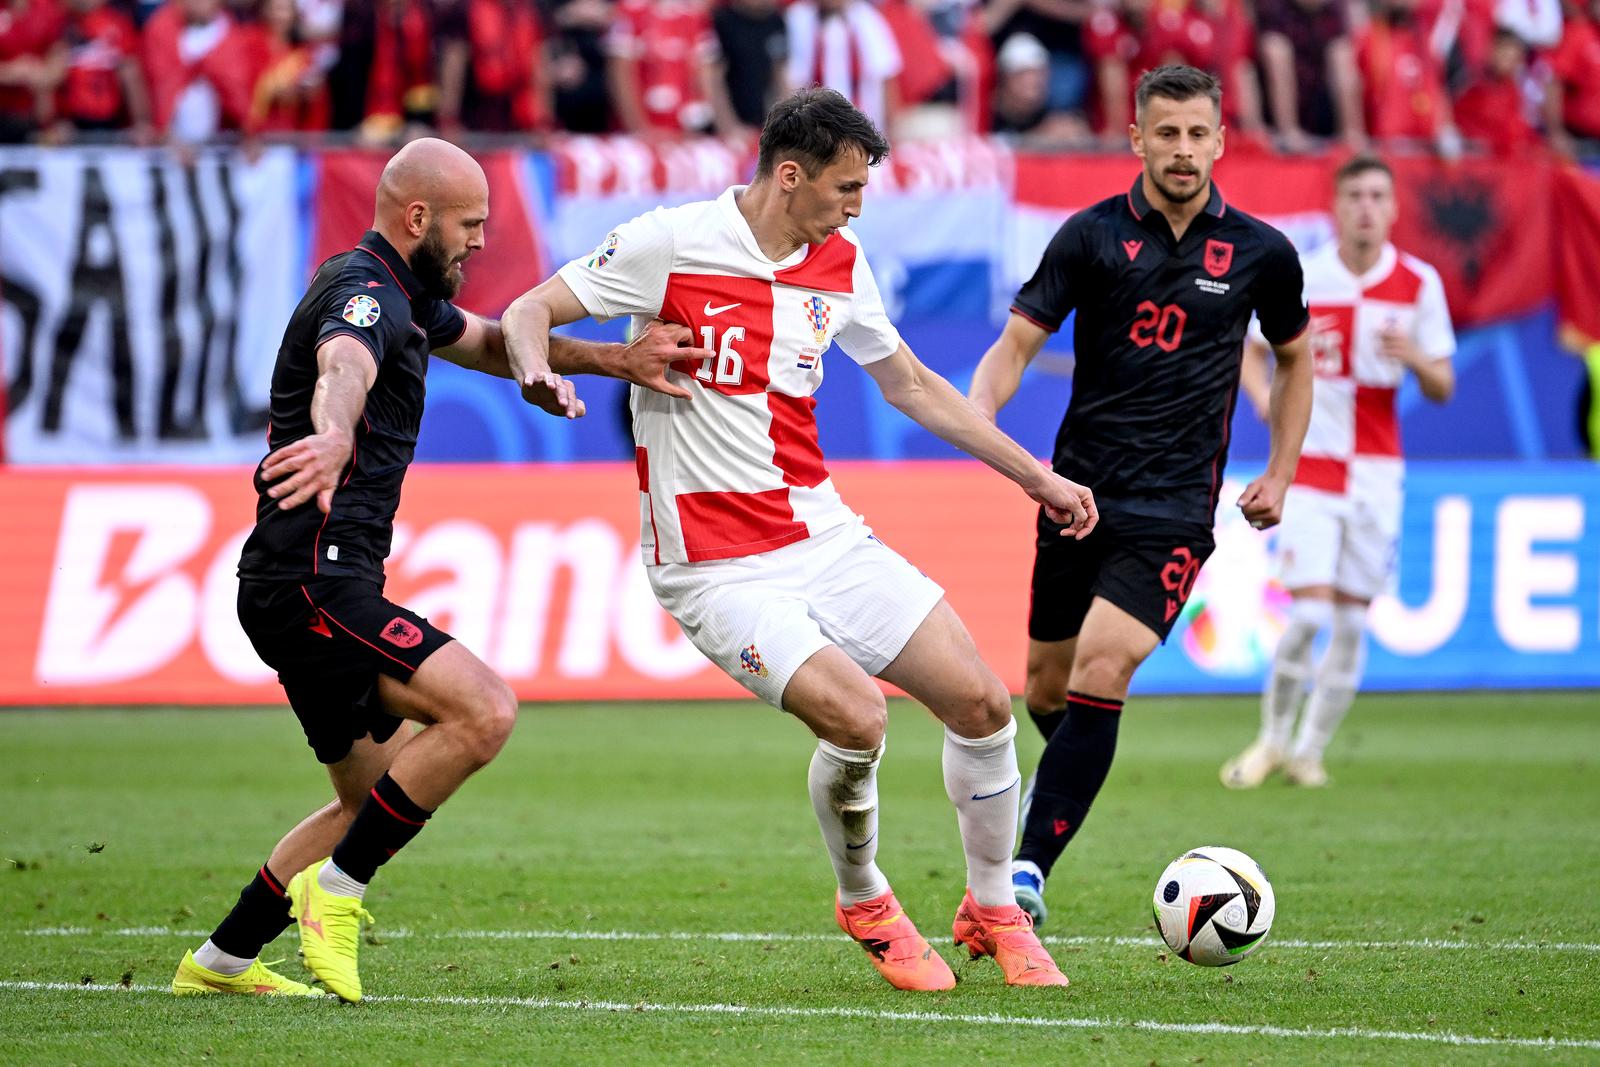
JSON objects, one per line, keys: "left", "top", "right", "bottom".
{"left": 412, "top": 222, "right": 466, "bottom": 299}
{"left": 1154, "top": 162, "right": 1210, "bottom": 205}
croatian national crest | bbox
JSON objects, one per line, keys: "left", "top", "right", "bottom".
{"left": 1204, "top": 239, "right": 1234, "bottom": 278}
{"left": 804, "top": 295, "right": 831, "bottom": 346}
{"left": 739, "top": 644, "right": 768, "bottom": 677}
{"left": 586, "top": 232, "right": 620, "bottom": 269}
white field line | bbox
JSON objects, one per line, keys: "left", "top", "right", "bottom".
{"left": 16, "top": 925, "right": 1600, "bottom": 954}
{"left": 1, "top": 980, "right": 1596, "bottom": 1052}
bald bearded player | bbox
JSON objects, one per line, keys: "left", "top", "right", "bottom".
{"left": 171, "top": 139, "right": 706, "bottom": 1002}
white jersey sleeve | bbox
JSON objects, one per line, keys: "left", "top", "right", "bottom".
{"left": 833, "top": 244, "right": 901, "bottom": 365}
{"left": 1413, "top": 261, "right": 1456, "bottom": 361}
{"left": 556, "top": 210, "right": 675, "bottom": 322}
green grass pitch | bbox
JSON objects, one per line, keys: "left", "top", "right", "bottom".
{"left": 2, "top": 692, "right": 1597, "bottom": 1064}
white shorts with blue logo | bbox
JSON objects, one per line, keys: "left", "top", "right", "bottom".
{"left": 647, "top": 519, "right": 946, "bottom": 709}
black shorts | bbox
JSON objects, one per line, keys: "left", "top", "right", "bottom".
{"left": 1028, "top": 509, "right": 1215, "bottom": 644}
{"left": 237, "top": 576, "right": 454, "bottom": 764}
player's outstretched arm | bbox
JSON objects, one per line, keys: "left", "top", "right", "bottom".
{"left": 968, "top": 313, "right": 1051, "bottom": 422}
{"left": 865, "top": 341, "right": 1097, "bottom": 538}
{"left": 1238, "top": 330, "right": 1313, "bottom": 530}
{"left": 261, "top": 335, "right": 376, "bottom": 514}
{"left": 502, "top": 276, "right": 591, "bottom": 418}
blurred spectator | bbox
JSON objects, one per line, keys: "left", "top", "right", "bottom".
{"left": 881, "top": 0, "right": 995, "bottom": 136}
{"left": 42, "top": 0, "right": 151, "bottom": 139}
{"left": 1454, "top": 26, "right": 1541, "bottom": 155}
{"left": 784, "top": 0, "right": 902, "bottom": 131}
{"left": 992, "top": 29, "right": 1087, "bottom": 137}
{"left": 142, "top": 0, "right": 258, "bottom": 141}
{"left": 0, "top": 0, "right": 65, "bottom": 142}
{"left": 323, "top": 0, "right": 436, "bottom": 134}
{"left": 607, "top": 0, "right": 732, "bottom": 136}
{"left": 1187, "top": 0, "right": 1268, "bottom": 143}
{"left": 1494, "top": 0, "right": 1561, "bottom": 47}
{"left": 543, "top": 0, "right": 612, "bottom": 132}
{"left": 713, "top": 0, "right": 786, "bottom": 134}
{"left": 1257, "top": 0, "right": 1363, "bottom": 150}
{"left": 984, "top": 0, "right": 1091, "bottom": 116}
{"left": 1355, "top": 0, "right": 1459, "bottom": 150}
{"left": 436, "top": 0, "right": 548, "bottom": 132}
{"left": 1085, "top": 0, "right": 1197, "bottom": 135}
{"left": 241, "top": 0, "right": 330, "bottom": 132}
{"left": 1544, "top": 0, "right": 1600, "bottom": 153}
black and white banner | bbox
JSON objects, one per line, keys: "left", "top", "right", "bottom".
{"left": 0, "top": 147, "right": 300, "bottom": 463}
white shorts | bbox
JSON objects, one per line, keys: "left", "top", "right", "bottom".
{"left": 648, "top": 519, "right": 946, "bottom": 709}
{"left": 1276, "top": 485, "right": 1400, "bottom": 600}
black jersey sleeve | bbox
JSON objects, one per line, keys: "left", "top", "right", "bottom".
{"left": 421, "top": 298, "right": 469, "bottom": 349}
{"left": 1011, "top": 214, "right": 1088, "bottom": 333}
{"left": 316, "top": 283, "right": 410, "bottom": 367}
{"left": 1251, "top": 229, "right": 1311, "bottom": 345}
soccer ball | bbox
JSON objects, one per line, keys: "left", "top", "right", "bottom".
{"left": 1152, "top": 845, "right": 1275, "bottom": 966}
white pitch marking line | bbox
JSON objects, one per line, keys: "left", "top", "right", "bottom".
{"left": 17, "top": 926, "right": 1600, "bottom": 953}
{"left": 1, "top": 980, "right": 1596, "bottom": 1052}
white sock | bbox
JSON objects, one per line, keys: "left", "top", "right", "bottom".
{"left": 317, "top": 860, "right": 368, "bottom": 900}
{"left": 808, "top": 739, "right": 890, "bottom": 906}
{"left": 1292, "top": 602, "right": 1369, "bottom": 761}
{"left": 193, "top": 939, "right": 253, "bottom": 976}
{"left": 1261, "top": 598, "right": 1332, "bottom": 750}
{"left": 943, "top": 717, "right": 1021, "bottom": 908}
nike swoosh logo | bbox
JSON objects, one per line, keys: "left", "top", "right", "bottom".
{"left": 704, "top": 301, "right": 740, "bottom": 316}
{"left": 971, "top": 776, "right": 1021, "bottom": 801}
{"left": 845, "top": 832, "right": 877, "bottom": 851}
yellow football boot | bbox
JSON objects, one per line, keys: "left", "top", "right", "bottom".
{"left": 171, "top": 950, "right": 322, "bottom": 997}
{"left": 287, "top": 860, "right": 374, "bottom": 1003}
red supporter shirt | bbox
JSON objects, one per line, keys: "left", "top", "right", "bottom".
{"left": 0, "top": 0, "right": 64, "bottom": 117}
{"left": 1549, "top": 16, "right": 1600, "bottom": 137}
{"left": 1454, "top": 74, "right": 1539, "bottom": 156}
{"left": 57, "top": 6, "right": 137, "bottom": 125}
{"left": 1084, "top": 5, "right": 1198, "bottom": 123}
{"left": 1356, "top": 20, "right": 1447, "bottom": 140}
{"left": 605, "top": 0, "right": 718, "bottom": 132}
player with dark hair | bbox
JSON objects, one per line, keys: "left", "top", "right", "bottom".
{"left": 503, "top": 87, "right": 1096, "bottom": 991}
{"left": 172, "top": 138, "right": 704, "bottom": 1001}
{"left": 968, "top": 65, "right": 1314, "bottom": 927}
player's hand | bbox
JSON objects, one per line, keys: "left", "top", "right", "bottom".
{"left": 1377, "top": 322, "right": 1423, "bottom": 368}
{"left": 260, "top": 429, "right": 353, "bottom": 514}
{"left": 1237, "top": 472, "right": 1289, "bottom": 530}
{"left": 616, "top": 319, "right": 710, "bottom": 400}
{"left": 520, "top": 368, "right": 586, "bottom": 419}
{"left": 1029, "top": 466, "right": 1098, "bottom": 539}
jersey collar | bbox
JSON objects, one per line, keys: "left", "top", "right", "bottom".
{"left": 355, "top": 230, "right": 426, "bottom": 303}
{"left": 1126, "top": 175, "right": 1227, "bottom": 224}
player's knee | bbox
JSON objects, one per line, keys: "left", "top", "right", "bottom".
{"left": 462, "top": 681, "right": 518, "bottom": 766}
{"left": 945, "top": 673, "right": 1013, "bottom": 737}
{"left": 830, "top": 693, "right": 888, "bottom": 751}
{"left": 1024, "top": 670, "right": 1071, "bottom": 714}
{"left": 1071, "top": 648, "right": 1136, "bottom": 697}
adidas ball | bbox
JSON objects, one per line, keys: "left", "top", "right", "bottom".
{"left": 1153, "top": 846, "right": 1275, "bottom": 966}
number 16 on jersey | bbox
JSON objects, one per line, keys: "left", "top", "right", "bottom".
{"left": 696, "top": 326, "right": 746, "bottom": 386}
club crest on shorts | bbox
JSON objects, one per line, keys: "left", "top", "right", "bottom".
{"left": 587, "top": 232, "right": 620, "bottom": 269}
{"left": 804, "top": 296, "right": 831, "bottom": 346}
{"left": 381, "top": 617, "right": 423, "bottom": 649}
{"left": 1204, "top": 239, "right": 1234, "bottom": 278}
{"left": 342, "top": 294, "right": 381, "bottom": 327}
{"left": 739, "top": 644, "right": 768, "bottom": 677}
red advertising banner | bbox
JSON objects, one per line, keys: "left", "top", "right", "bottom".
{"left": 0, "top": 463, "right": 1038, "bottom": 706}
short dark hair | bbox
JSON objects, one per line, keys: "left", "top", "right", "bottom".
{"left": 1134, "top": 64, "right": 1222, "bottom": 121}
{"left": 755, "top": 87, "right": 890, "bottom": 179}
{"left": 1334, "top": 153, "right": 1394, "bottom": 188}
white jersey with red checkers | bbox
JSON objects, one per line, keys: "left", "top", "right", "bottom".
{"left": 557, "top": 185, "right": 902, "bottom": 565}
{"left": 1292, "top": 240, "right": 1455, "bottom": 501}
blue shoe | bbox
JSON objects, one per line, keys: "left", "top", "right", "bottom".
{"left": 1011, "top": 860, "right": 1048, "bottom": 929}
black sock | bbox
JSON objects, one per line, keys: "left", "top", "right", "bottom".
{"left": 1018, "top": 691, "right": 1124, "bottom": 878}
{"left": 208, "top": 864, "right": 292, "bottom": 960}
{"left": 1026, "top": 704, "right": 1068, "bottom": 740}
{"left": 329, "top": 773, "right": 433, "bottom": 884}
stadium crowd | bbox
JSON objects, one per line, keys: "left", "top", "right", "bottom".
{"left": 0, "top": 0, "right": 1594, "bottom": 153}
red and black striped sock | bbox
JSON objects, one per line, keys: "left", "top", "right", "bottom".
{"left": 329, "top": 773, "right": 433, "bottom": 885}
{"left": 207, "top": 863, "right": 292, "bottom": 960}
{"left": 1018, "top": 691, "right": 1125, "bottom": 878}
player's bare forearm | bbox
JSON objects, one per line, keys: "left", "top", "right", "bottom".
{"left": 1412, "top": 356, "right": 1455, "bottom": 403}
{"left": 969, "top": 314, "right": 1050, "bottom": 420}
{"left": 311, "top": 339, "right": 377, "bottom": 442}
{"left": 1264, "top": 332, "right": 1313, "bottom": 483}
{"left": 1239, "top": 340, "right": 1273, "bottom": 421}
{"left": 502, "top": 291, "right": 557, "bottom": 385}
{"left": 260, "top": 336, "right": 374, "bottom": 512}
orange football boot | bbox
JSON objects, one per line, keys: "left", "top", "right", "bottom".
{"left": 835, "top": 888, "right": 957, "bottom": 991}
{"left": 952, "top": 888, "right": 1070, "bottom": 987}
